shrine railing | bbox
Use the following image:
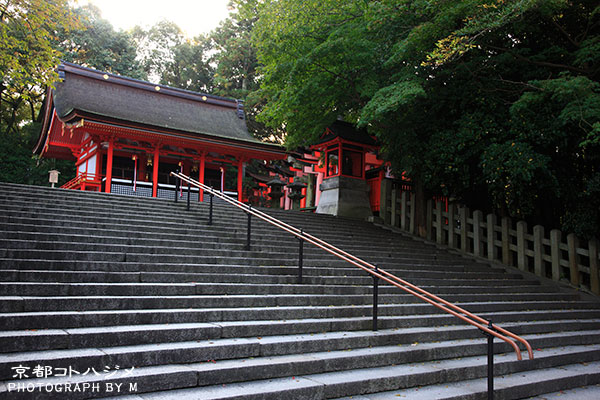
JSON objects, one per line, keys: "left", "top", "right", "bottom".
{"left": 171, "top": 171, "right": 534, "bottom": 399}
{"left": 61, "top": 173, "right": 102, "bottom": 191}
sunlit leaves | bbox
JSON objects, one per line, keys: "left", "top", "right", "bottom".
{"left": 0, "top": 0, "right": 81, "bottom": 133}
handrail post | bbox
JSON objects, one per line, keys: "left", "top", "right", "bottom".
{"left": 186, "top": 181, "right": 191, "bottom": 211}
{"left": 209, "top": 189, "right": 214, "bottom": 225}
{"left": 245, "top": 205, "right": 252, "bottom": 250}
{"left": 175, "top": 171, "right": 180, "bottom": 203}
{"left": 373, "top": 265, "right": 379, "bottom": 331}
{"left": 298, "top": 229, "right": 304, "bottom": 284}
{"left": 485, "top": 320, "right": 494, "bottom": 400}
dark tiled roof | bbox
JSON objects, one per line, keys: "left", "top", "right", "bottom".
{"left": 315, "top": 120, "right": 378, "bottom": 146}
{"left": 53, "top": 63, "right": 258, "bottom": 144}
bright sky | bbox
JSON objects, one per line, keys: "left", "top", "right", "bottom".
{"left": 75, "top": 0, "right": 232, "bottom": 38}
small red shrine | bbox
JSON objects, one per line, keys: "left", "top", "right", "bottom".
{"left": 256, "top": 121, "right": 386, "bottom": 217}
{"left": 34, "top": 62, "right": 286, "bottom": 202}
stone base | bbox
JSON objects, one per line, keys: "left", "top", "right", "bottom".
{"left": 316, "top": 176, "right": 372, "bottom": 219}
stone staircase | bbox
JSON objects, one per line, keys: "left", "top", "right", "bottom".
{"left": 0, "top": 182, "right": 599, "bottom": 400}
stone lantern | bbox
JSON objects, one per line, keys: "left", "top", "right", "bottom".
{"left": 311, "top": 120, "right": 378, "bottom": 219}
{"left": 287, "top": 181, "right": 307, "bottom": 210}
{"left": 266, "top": 176, "right": 286, "bottom": 208}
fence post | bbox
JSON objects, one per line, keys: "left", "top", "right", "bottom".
{"left": 436, "top": 201, "right": 443, "bottom": 244}
{"left": 473, "top": 210, "right": 483, "bottom": 257}
{"left": 400, "top": 191, "right": 407, "bottom": 231}
{"left": 409, "top": 192, "right": 416, "bottom": 234}
{"left": 533, "top": 225, "right": 544, "bottom": 277}
{"left": 391, "top": 188, "right": 398, "bottom": 228}
{"left": 487, "top": 214, "right": 497, "bottom": 261}
{"left": 426, "top": 199, "right": 433, "bottom": 241}
{"left": 589, "top": 238, "right": 599, "bottom": 295}
{"left": 550, "top": 230, "right": 562, "bottom": 282}
{"left": 516, "top": 221, "right": 528, "bottom": 271}
{"left": 380, "top": 179, "right": 391, "bottom": 225}
{"left": 501, "top": 217, "right": 511, "bottom": 265}
{"left": 448, "top": 203, "right": 456, "bottom": 248}
{"left": 460, "top": 206, "right": 470, "bottom": 253}
{"left": 567, "top": 233, "right": 580, "bottom": 286}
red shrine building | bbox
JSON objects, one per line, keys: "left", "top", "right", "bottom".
{"left": 34, "top": 62, "right": 286, "bottom": 202}
{"left": 35, "top": 62, "right": 390, "bottom": 217}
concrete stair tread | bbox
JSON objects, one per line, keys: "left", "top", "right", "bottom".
{"left": 4, "top": 306, "right": 598, "bottom": 324}
{"left": 3, "top": 327, "right": 598, "bottom": 368}
{"left": 2, "top": 183, "right": 599, "bottom": 399}
{"left": 331, "top": 360, "right": 600, "bottom": 400}
{"left": 524, "top": 384, "right": 600, "bottom": 399}
{"left": 2, "top": 341, "right": 600, "bottom": 399}
{"left": 88, "top": 346, "right": 600, "bottom": 400}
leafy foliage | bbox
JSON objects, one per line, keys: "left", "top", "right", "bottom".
{"left": 0, "top": 0, "right": 80, "bottom": 134}
{"left": 254, "top": 0, "right": 600, "bottom": 237}
{"left": 56, "top": 5, "right": 145, "bottom": 79}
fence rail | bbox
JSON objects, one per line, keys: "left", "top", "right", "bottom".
{"left": 380, "top": 179, "right": 600, "bottom": 296}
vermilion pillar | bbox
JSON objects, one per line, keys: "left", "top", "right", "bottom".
{"left": 152, "top": 146, "right": 159, "bottom": 197}
{"left": 96, "top": 149, "right": 103, "bottom": 180}
{"left": 104, "top": 138, "right": 114, "bottom": 193}
{"left": 199, "top": 153, "right": 205, "bottom": 202}
{"left": 237, "top": 159, "right": 244, "bottom": 202}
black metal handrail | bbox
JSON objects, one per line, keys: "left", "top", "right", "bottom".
{"left": 171, "top": 171, "right": 534, "bottom": 399}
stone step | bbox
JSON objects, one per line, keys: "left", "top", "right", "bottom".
{"left": 0, "top": 240, "right": 462, "bottom": 265}
{"left": 0, "top": 224, "right": 426, "bottom": 250}
{"left": 0, "top": 187, "right": 381, "bottom": 230}
{"left": 3, "top": 341, "right": 598, "bottom": 400}
{"left": 0, "top": 269, "right": 527, "bottom": 287}
{"left": 0, "top": 292, "right": 582, "bottom": 313}
{"left": 0, "top": 232, "right": 449, "bottom": 261}
{"left": 0, "top": 281, "right": 556, "bottom": 299}
{"left": 2, "top": 305, "right": 598, "bottom": 331}
{"left": 0, "top": 258, "right": 501, "bottom": 275}
{"left": 332, "top": 360, "right": 600, "bottom": 400}
{"left": 524, "top": 385, "right": 600, "bottom": 400}
{"left": 1, "top": 328, "right": 599, "bottom": 389}
{"left": 2, "top": 312, "right": 598, "bottom": 353}
{"left": 1, "top": 183, "right": 598, "bottom": 399}
{"left": 0, "top": 219, "right": 440, "bottom": 258}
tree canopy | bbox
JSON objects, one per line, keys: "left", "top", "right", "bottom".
{"left": 0, "top": 0, "right": 80, "bottom": 133}
{"left": 253, "top": 0, "right": 599, "bottom": 237}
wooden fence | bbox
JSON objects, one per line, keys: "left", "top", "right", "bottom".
{"left": 379, "top": 179, "right": 600, "bottom": 295}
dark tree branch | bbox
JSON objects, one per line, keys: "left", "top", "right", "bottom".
{"left": 550, "top": 18, "right": 580, "bottom": 48}
{"left": 486, "top": 45, "right": 591, "bottom": 75}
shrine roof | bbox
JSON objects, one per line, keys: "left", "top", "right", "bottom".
{"left": 52, "top": 62, "right": 259, "bottom": 144}
{"left": 314, "top": 120, "right": 378, "bottom": 147}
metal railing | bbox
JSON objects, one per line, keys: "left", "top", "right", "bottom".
{"left": 171, "top": 171, "right": 534, "bottom": 399}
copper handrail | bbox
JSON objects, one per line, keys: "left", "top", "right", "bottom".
{"left": 171, "top": 171, "right": 534, "bottom": 361}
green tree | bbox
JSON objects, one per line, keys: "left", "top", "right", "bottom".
{"left": 56, "top": 4, "right": 146, "bottom": 79}
{"left": 208, "top": 0, "right": 285, "bottom": 143}
{"left": 254, "top": 0, "right": 600, "bottom": 237}
{"left": 131, "top": 20, "right": 186, "bottom": 82}
{"left": 0, "top": 0, "right": 80, "bottom": 133}
{"left": 160, "top": 35, "right": 214, "bottom": 92}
